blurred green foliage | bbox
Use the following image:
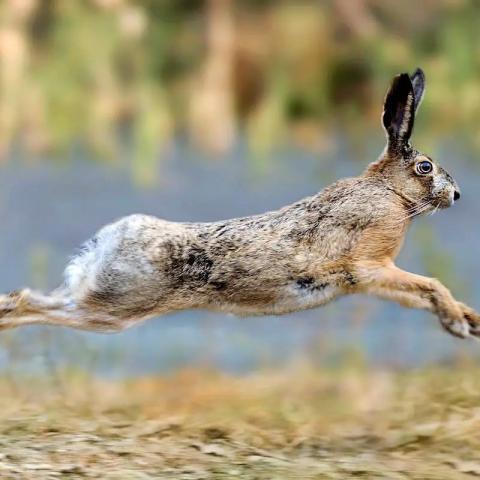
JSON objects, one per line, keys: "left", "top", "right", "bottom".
{"left": 0, "top": 0, "right": 479, "bottom": 180}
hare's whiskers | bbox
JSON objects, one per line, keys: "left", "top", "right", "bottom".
{"left": 429, "top": 202, "right": 441, "bottom": 216}
{"left": 394, "top": 201, "right": 432, "bottom": 224}
{"left": 404, "top": 198, "right": 430, "bottom": 213}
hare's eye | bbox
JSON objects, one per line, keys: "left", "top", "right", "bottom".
{"left": 416, "top": 160, "right": 433, "bottom": 175}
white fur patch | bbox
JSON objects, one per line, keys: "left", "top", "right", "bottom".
{"left": 271, "top": 283, "right": 340, "bottom": 315}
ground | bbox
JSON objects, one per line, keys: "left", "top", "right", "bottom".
{"left": 1, "top": 363, "right": 480, "bottom": 479}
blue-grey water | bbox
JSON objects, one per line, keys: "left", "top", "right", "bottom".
{"left": 0, "top": 138, "right": 479, "bottom": 377}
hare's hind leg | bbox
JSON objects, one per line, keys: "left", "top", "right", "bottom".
{"left": 0, "top": 288, "right": 127, "bottom": 332}
{"left": 360, "top": 264, "right": 480, "bottom": 339}
{"left": 0, "top": 289, "right": 73, "bottom": 330}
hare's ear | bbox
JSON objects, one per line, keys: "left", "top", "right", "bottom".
{"left": 382, "top": 73, "right": 415, "bottom": 150}
{"left": 410, "top": 67, "right": 426, "bottom": 114}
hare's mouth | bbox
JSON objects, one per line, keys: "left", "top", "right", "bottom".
{"left": 427, "top": 200, "right": 453, "bottom": 214}
{"left": 434, "top": 190, "right": 458, "bottom": 210}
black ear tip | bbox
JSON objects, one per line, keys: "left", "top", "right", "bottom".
{"left": 395, "top": 72, "right": 414, "bottom": 91}
{"left": 411, "top": 67, "right": 426, "bottom": 80}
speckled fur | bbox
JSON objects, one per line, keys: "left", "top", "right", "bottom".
{"left": 1, "top": 68, "right": 479, "bottom": 338}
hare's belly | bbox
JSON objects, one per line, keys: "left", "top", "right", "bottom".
{"left": 273, "top": 278, "right": 340, "bottom": 314}
{"left": 217, "top": 278, "right": 340, "bottom": 316}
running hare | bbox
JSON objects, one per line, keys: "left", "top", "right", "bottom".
{"left": 1, "top": 68, "right": 478, "bottom": 338}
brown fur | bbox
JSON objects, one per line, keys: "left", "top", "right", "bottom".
{"left": 0, "top": 68, "right": 478, "bottom": 339}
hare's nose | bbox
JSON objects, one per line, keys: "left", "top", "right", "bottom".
{"left": 454, "top": 190, "right": 461, "bottom": 201}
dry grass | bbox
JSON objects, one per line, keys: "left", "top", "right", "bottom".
{"left": 1, "top": 362, "right": 480, "bottom": 479}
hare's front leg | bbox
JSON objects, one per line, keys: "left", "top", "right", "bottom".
{"left": 360, "top": 264, "right": 480, "bottom": 338}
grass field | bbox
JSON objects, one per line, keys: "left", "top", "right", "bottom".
{"left": 1, "top": 362, "right": 480, "bottom": 479}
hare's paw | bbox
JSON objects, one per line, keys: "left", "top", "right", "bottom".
{"left": 440, "top": 317, "right": 470, "bottom": 339}
{"left": 458, "top": 302, "right": 480, "bottom": 338}
{"left": 440, "top": 303, "right": 480, "bottom": 339}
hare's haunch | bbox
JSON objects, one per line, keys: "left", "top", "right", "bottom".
{"left": 1, "top": 68, "right": 478, "bottom": 338}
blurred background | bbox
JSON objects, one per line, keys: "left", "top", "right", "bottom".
{"left": 0, "top": 0, "right": 480, "bottom": 378}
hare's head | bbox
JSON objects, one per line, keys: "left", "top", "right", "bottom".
{"left": 368, "top": 68, "right": 460, "bottom": 213}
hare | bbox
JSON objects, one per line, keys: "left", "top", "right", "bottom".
{"left": 1, "top": 68, "right": 478, "bottom": 338}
